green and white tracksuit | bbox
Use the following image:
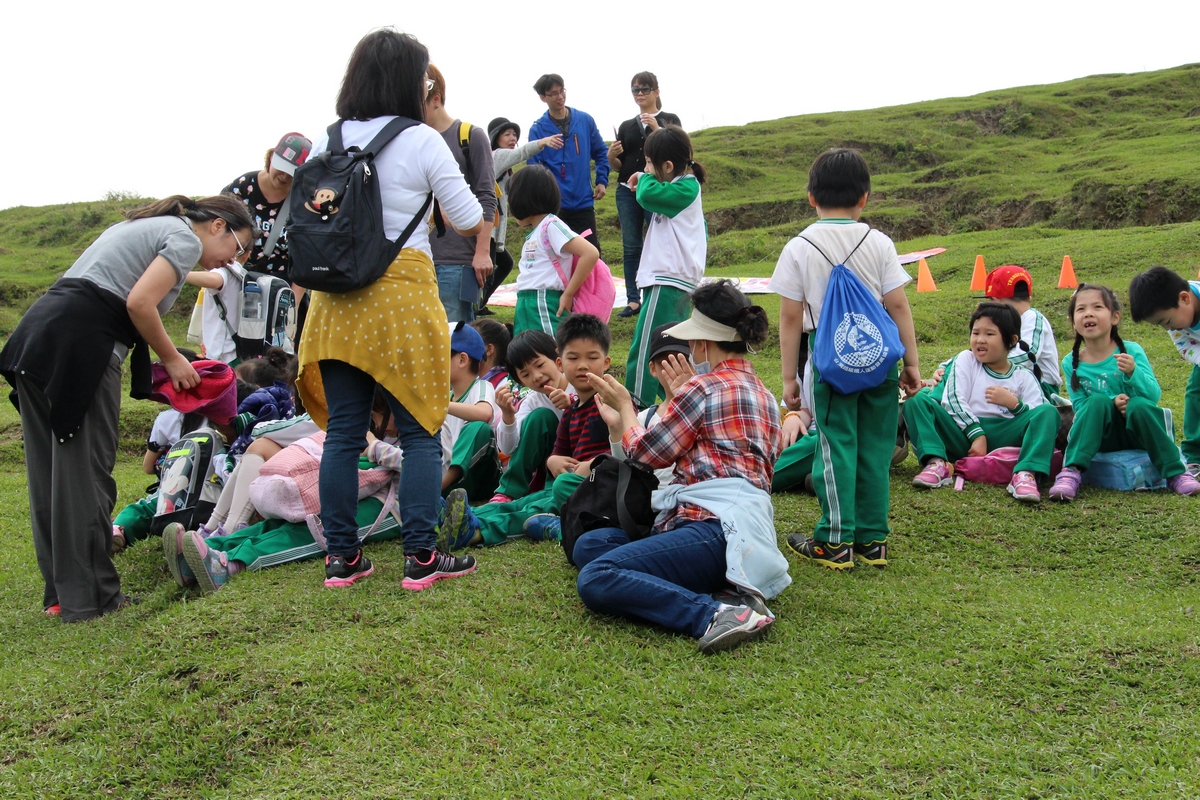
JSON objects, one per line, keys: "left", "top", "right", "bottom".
{"left": 1167, "top": 280, "right": 1200, "bottom": 466}
{"left": 442, "top": 380, "right": 501, "bottom": 502}
{"left": 495, "top": 388, "right": 567, "bottom": 500}
{"left": 1060, "top": 341, "right": 1185, "bottom": 479}
{"left": 1010, "top": 307, "right": 1063, "bottom": 398}
{"left": 625, "top": 174, "right": 705, "bottom": 407}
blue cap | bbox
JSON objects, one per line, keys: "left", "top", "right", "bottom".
{"left": 450, "top": 323, "right": 486, "bottom": 361}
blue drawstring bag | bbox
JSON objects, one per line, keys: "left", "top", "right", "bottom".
{"left": 805, "top": 230, "right": 905, "bottom": 395}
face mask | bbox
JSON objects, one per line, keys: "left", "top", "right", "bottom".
{"left": 691, "top": 342, "right": 711, "bottom": 375}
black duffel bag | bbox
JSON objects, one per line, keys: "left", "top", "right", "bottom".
{"left": 560, "top": 455, "right": 659, "bottom": 567}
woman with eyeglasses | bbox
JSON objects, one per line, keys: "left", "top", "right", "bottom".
{"left": 608, "top": 72, "right": 682, "bottom": 319}
{"left": 0, "top": 195, "right": 255, "bottom": 621}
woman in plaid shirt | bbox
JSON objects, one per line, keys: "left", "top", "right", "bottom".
{"left": 577, "top": 281, "right": 788, "bottom": 654}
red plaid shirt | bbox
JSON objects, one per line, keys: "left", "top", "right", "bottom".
{"left": 622, "top": 358, "right": 782, "bottom": 531}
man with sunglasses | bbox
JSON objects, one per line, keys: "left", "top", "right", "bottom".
{"left": 527, "top": 74, "right": 609, "bottom": 256}
{"left": 608, "top": 72, "right": 681, "bottom": 319}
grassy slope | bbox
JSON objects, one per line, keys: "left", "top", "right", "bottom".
{"left": 2, "top": 68, "right": 1200, "bottom": 797}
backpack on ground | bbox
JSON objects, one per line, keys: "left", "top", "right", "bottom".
{"left": 543, "top": 226, "right": 617, "bottom": 323}
{"left": 953, "top": 446, "right": 1064, "bottom": 488}
{"left": 804, "top": 228, "right": 905, "bottom": 394}
{"left": 287, "top": 118, "right": 435, "bottom": 293}
{"left": 149, "top": 428, "right": 226, "bottom": 536}
{"left": 1081, "top": 450, "right": 1167, "bottom": 491}
{"left": 560, "top": 455, "right": 658, "bottom": 567}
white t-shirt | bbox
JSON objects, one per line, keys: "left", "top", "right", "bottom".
{"left": 769, "top": 220, "right": 911, "bottom": 331}
{"left": 307, "top": 119, "right": 483, "bottom": 257}
{"left": 516, "top": 215, "right": 577, "bottom": 292}
{"left": 199, "top": 263, "right": 245, "bottom": 365}
{"left": 441, "top": 378, "right": 498, "bottom": 471}
{"left": 148, "top": 409, "right": 185, "bottom": 452}
{"left": 941, "top": 350, "right": 1045, "bottom": 441}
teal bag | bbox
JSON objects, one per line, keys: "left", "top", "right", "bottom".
{"left": 1081, "top": 450, "right": 1166, "bottom": 491}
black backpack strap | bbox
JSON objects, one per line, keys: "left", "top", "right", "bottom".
{"left": 327, "top": 121, "right": 344, "bottom": 153}
{"left": 615, "top": 460, "right": 651, "bottom": 539}
{"left": 387, "top": 193, "right": 434, "bottom": 261}
{"left": 364, "top": 116, "right": 420, "bottom": 156}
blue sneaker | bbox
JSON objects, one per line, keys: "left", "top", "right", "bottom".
{"left": 523, "top": 514, "right": 562, "bottom": 542}
{"left": 436, "top": 489, "right": 481, "bottom": 551}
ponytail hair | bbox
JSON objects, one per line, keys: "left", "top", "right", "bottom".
{"left": 1016, "top": 339, "right": 1044, "bottom": 383}
{"left": 263, "top": 148, "right": 275, "bottom": 171}
{"left": 125, "top": 194, "right": 255, "bottom": 234}
{"left": 690, "top": 279, "right": 768, "bottom": 352}
{"left": 1067, "top": 283, "right": 1125, "bottom": 390}
{"left": 644, "top": 125, "right": 706, "bottom": 184}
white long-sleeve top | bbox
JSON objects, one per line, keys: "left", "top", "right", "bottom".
{"left": 941, "top": 350, "right": 1045, "bottom": 441}
{"left": 496, "top": 386, "right": 572, "bottom": 455}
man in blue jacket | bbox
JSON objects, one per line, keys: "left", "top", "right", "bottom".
{"left": 527, "top": 74, "right": 609, "bottom": 255}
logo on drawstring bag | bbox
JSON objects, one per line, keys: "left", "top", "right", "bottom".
{"left": 833, "top": 312, "right": 888, "bottom": 375}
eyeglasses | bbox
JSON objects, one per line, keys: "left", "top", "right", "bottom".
{"left": 425, "top": 78, "right": 435, "bottom": 94}
{"left": 631, "top": 85, "right": 654, "bottom": 95}
{"left": 543, "top": 89, "right": 565, "bottom": 99}
{"left": 228, "top": 226, "right": 250, "bottom": 257}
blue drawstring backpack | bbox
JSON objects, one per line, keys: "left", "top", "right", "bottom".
{"left": 804, "top": 229, "right": 905, "bottom": 395}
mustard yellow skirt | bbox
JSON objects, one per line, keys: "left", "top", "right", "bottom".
{"left": 297, "top": 249, "right": 450, "bottom": 436}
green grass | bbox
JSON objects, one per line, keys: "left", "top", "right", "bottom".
{"left": 3, "top": 67, "right": 1200, "bottom": 797}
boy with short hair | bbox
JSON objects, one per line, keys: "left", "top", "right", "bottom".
{"left": 440, "top": 314, "right": 614, "bottom": 550}
{"left": 983, "top": 265, "right": 1063, "bottom": 397}
{"left": 490, "top": 331, "right": 575, "bottom": 504}
{"left": 770, "top": 148, "right": 921, "bottom": 570}
{"left": 1129, "top": 265, "right": 1200, "bottom": 476}
{"left": 441, "top": 323, "right": 501, "bottom": 501}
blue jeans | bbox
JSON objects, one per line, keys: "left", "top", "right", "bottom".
{"left": 615, "top": 184, "right": 646, "bottom": 304}
{"left": 436, "top": 264, "right": 478, "bottom": 322}
{"left": 318, "top": 360, "right": 442, "bottom": 555}
{"left": 575, "top": 519, "right": 726, "bottom": 639}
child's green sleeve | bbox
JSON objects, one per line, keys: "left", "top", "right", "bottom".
{"left": 635, "top": 174, "right": 699, "bottom": 218}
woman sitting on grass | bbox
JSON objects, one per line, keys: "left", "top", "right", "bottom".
{"left": 577, "top": 280, "right": 788, "bottom": 654}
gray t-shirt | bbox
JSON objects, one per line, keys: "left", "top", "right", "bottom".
{"left": 64, "top": 216, "right": 201, "bottom": 315}
{"left": 429, "top": 120, "right": 496, "bottom": 268}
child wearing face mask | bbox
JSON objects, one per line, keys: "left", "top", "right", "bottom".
{"left": 623, "top": 126, "right": 708, "bottom": 408}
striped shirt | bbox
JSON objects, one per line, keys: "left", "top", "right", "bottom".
{"left": 552, "top": 394, "right": 612, "bottom": 461}
{"left": 622, "top": 359, "right": 782, "bottom": 531}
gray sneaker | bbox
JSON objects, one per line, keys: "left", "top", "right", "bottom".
{"left": 698, "top": 605, "right": 773, "bottom": 654}
{"left": 1188, "top": 463, "right": 1200, "bottom": 480}
{"left": 711, "top": 587, "right": 774, "bottom": 618}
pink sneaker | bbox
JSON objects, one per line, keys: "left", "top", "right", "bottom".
{"left": 1008, "top": 470, "right": 1041, "bottom": 504}
{"left": 1048, "top": 466, "right": 1081, "bottom": 501}
{"left": 1168, "top": 471, "right": 1200, "bottom": 496}
{"left": 912, "top": 459, "right": 952, "bottom": 489}
{"left": 488, "top": 493, "right": 513, "bottom": 504}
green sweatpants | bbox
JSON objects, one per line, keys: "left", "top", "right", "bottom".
{"left": 205, "top": 498, "right": 400, "bottom": 571}
{"left": 772, "top": 436, "right": 816, "bottom": 493}
{"left": 902, "top": 390, "right": 1060, "bottom": 476}
{"left": 496, "top": 406, "right": 559, "bottom": 500}
{"left": 446, "top": 421, "right": 501, "bottom": 502}
{"left": 1183, "top": 364, "right": 1200, "bottom": 466}
{"left": 624, "top": 285, "right": 692, "bottom": 407}
{"left": 811, "top": 364, "right": 899, "bottom": 546}
{"left": 474, "top": 472, "right": 584, "bottom": 546}
{"left": 113, "top": 495, "right": 158, "bottom": 544}
{"left": 514, "top": 289, "right": 567, "bottom": 337}
{"left": 1064, "top": 395, "right": 1185, "bottom": 479}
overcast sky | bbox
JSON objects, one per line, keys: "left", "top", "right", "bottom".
{"left": 3, "top": 0, "right": 1196, "bottom": 210}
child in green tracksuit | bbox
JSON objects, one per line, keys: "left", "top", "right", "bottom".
{"left": 905, "top": 303, "right": 1060, "bottom": 503}
{"left": 1129, "top": 266, "right": 1200, "bottom": 477}
{"left": 624, "top": 126, "right": 707, "bottom": 407}
{"left": 441, "top": 323, "right": 501, "bottom": 502}
{"left": 489, "top": 331, "right": 575, "bottom": 503}
{"left": 508, "top": 165, "right": 600, "bottom": 336}
{"left": 1048, "top": 283, "right": 1200, "bottom": 500}
{"left": 770, "top": 149, "right": 921, "bottom": 571}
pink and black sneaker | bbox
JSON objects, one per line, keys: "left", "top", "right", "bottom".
{"left": 402, "top": 549, "right": 477, "bottom": 591}
{"left": 324, "top": 550, "right": 374, "bottom": 588}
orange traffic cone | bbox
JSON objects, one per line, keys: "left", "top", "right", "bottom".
{"left": 1058, "top": 255, "right": 1077, "bottom": 289}
{"left": 970, "top": 254, "right": 987, "bottom": 291}
{"left": 917, "top": 258, "right": 938, "bottom": 292}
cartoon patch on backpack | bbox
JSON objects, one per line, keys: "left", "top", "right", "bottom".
{"left": 833, "top": 312, "right": 889, "bottom": 375}
{"left": 305, "top": 187, "right": 339, "bottom": 217}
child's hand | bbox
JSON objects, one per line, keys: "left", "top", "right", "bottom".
{"left": 899, "top": 365, "right": 923, "bottom": 398}
{"left": 365, "top": 431, "right": 378, "bottom": 446}
{"left": 926, "top": 366, "right": 946, "bottom": 388}
{"left": 547, "top": 455, "right": 579, "bottom": 477}
{"left": 985, "top": 386, "right": 1019, "bottom": 410}
{"left": 1116, "top": 352, "right": 1136, "bottom": 376}
{"left": 557, "top": 290, "right": 575, "bottom": 316}
{"left": 782, "top": 413, "right": 805, "bottom": 448}
{"left": 542, "top": 134, "right": 564, "bottom": 150}
{"left": 627, "top": 172, "right": 642, "bottom": 191}
{"left": 968, "top": 435, "right": 988, "bottom": 457}
{"left": 547, "top": 384, "right": 572, "bottom": 410}
{"left": 496, "top": 384, "right": 517, "bottom": 423}
{"left": 783, "top": 376, "right": 802, "bottom": 411}
{"left": 1114, "top": 393, "right": 1130, "bottom": 415}
{"left": 658, "top": 353, "right": 697, "bottom": 394}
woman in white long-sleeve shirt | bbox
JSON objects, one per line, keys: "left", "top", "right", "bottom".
{"left": 295, "top": 29, "right": 485, "bottom": 591}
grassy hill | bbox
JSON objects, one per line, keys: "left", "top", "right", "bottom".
{"left": 2, "top": 67, "right": 1200, "bottom": 797}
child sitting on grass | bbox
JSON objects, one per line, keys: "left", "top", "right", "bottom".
{"left": 508, "top": 164, "right": 600, "bottom": 336}
{"left": 440, "top": 314, "right": 614, "bottom": 550}
{"left": 905, "top": 302, "right": 1060, "bottom": 504}
{"left": 490, "top": 331, "right": 575, "bottom": 504}
{"left": 982, "top": 265, "right": 1063, "bottom": 398}
{"left": 441, "top": 323, "right": 501, "bottom": 501}
{"left": 1048, "top": 284, "right": 1200, "bottom": 500}
{"left": 1128, "top": 265, "right": 1200, "bottom": 477}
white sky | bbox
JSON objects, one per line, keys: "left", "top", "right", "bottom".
{"left": 3, "top": 0, "right": 1196, "bottom": 210}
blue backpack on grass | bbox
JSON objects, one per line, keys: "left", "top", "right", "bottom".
{"left": 803, "top": 229, "right": 905, "bottom": 395}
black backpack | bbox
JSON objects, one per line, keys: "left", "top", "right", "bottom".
{"left": 560, "top": 455, "right": 659, "bottom": 568}
{"left": 287, "top": 118, "right": 436, "bottom": 293}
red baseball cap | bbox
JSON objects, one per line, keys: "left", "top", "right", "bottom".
{"left": 983, "top": 265, "right": 1033, "bottom": 299}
